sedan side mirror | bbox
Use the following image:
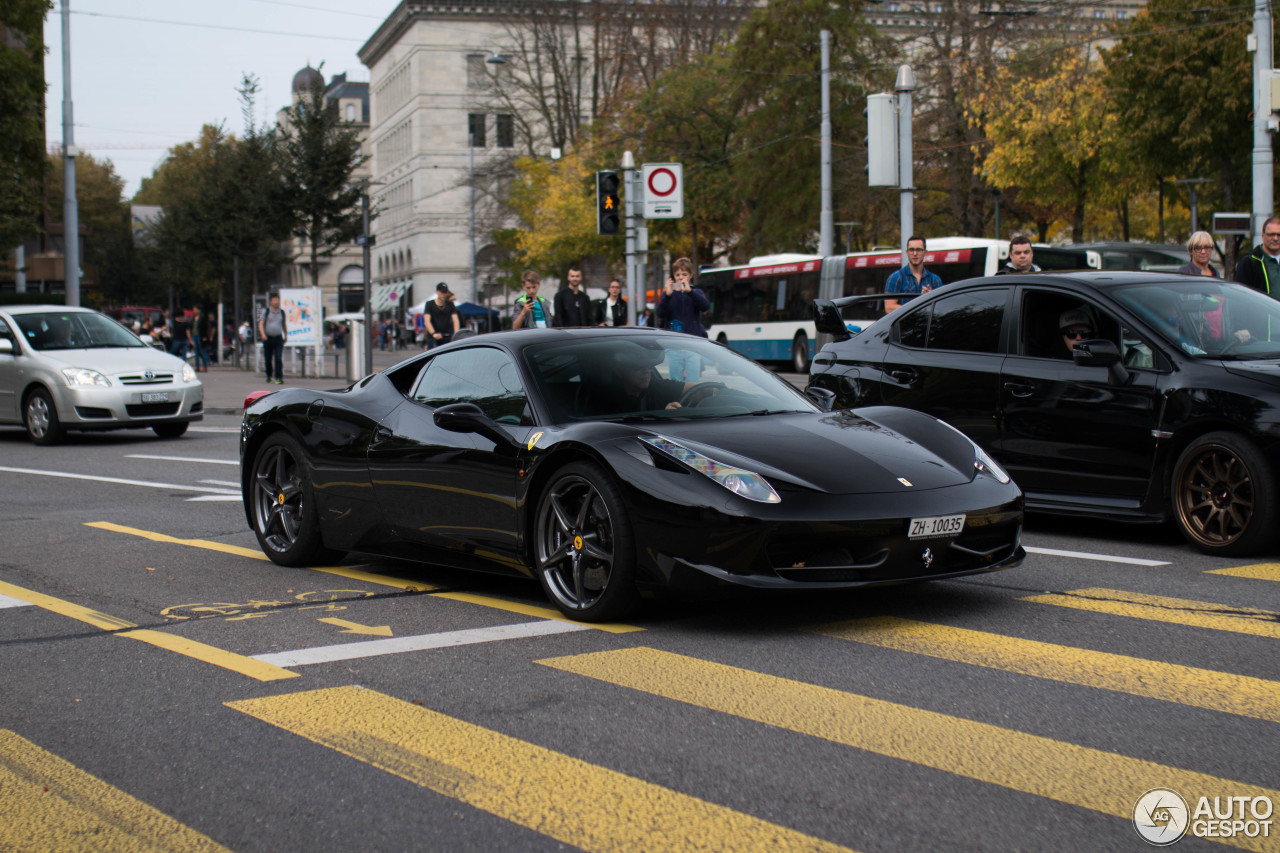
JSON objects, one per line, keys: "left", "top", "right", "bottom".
{"left": 1073, "top": 339, "right": 1130, "bottom": 385}
{"left": 804, "top": 385, "right": 836, "bottom": 412}
{"left": 433, "top": 402, "right": 519, "bottom": 453}
{"left": 0, "top": 338, "right": 12, "bottom": 355}
{"left": 812, "top": 300, "right": 851, "bottom": 341}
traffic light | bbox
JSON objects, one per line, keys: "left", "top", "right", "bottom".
{"left": 865, "top": 93, "right": 896, "bottom": 187}
{"left": 597, "top": 170, "right": 621, "bottom": 235}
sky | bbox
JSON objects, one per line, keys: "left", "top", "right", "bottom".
{"left": 44, "top": 0, "right": 403, "bottom": 199}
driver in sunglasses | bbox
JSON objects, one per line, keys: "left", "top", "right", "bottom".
{"left": 1058, "top": 308, "right": 1094, "bottom": 359}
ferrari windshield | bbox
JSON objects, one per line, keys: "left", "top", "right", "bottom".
{"left": 13, "top": 311, "right": 147, "bottom": 352}
{"left": 524, "top": 334, "right": 818, "bottom": 422}
{"left": 1112, "top": 279, "right": 1280, "bottom": 359}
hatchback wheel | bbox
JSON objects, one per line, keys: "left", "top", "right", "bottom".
{"left": 25, "top": 388, "right": 65, "bottom": 446}
{"left": 1172, "top": 431, "right": 1277, "bottom": 556}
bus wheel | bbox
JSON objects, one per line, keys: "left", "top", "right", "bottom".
{"left": 791, "top": 333, "right": 810, "bottom": 373}
{"left": 716, "top": 333, "right": 728, "bottom": 346}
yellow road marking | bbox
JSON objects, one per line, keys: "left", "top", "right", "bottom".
{"left": 539, "top": 647, "right": 1279, "bottom": 851}
{"left": 1208, "top": 563, "right": 1280, "bottom": 582}
{"left": 0, "top": 579, "right": 295, "bottom": 682}
{"left": 431, "top": 590, "right": 643, "bottom": 634}
{"left": 228, "top": 686, "right": 852, "bottom": 853}
{"left": 118, "top": 630, "right": 297, "bottom": 682}
{"left": 1021, "top": 588, "right": 1280, "bottom": 639}
{"left": 0, "top": 579, "right": 135, "bottom": 632}
{"left": 0, "top": 729, "right": 229, "bottom": 852}
{"left": 86, "top": 521, "right": 266, "bottom": 560}
{"left": 317, "top": 617, "right": 393, "bottom": 637}
{"left": 812, "top": 616, "right": 1280, "bottom": 723}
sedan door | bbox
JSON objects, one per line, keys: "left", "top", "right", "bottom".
{"left": 368, "top": 346, "right": 532, "bottom": 571}
{"left": 874, "top": 286, "right": 1010, "bottom": 454}
{"left": 0, "top": 317, "right": 18, "bottom": 421}
{"left": 997, "top": 288, "right": 1163, "bottom": 502}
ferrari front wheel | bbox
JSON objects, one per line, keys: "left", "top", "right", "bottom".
{"left": 249, "top": 433, "right": 342, "bottom": 566}
{"left": 534, "top": 461, "right": 638, "bottom": 621}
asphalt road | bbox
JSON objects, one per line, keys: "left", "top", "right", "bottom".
{"left": 1, "top": 415, "right": 1277, "bottom": 852}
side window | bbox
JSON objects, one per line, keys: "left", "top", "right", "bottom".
{"left": 925, "top": 288, "right": 1007, "bottom": 353}
{"left": 897, "top": 305, "right": 928, "bottom": 348}
{"left": 411, "top": 347, "right": 531, "bottom": 425}
{"left": 1019, "top": 290, "right": 1123, "bottom": 362}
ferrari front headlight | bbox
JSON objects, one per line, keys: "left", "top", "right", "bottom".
{"left": 640, "top": 436, "right": 780, "bottom": 503}
{"left": 973, "top": 444, "right": 1011, "bottom": 484}
{"left": 61, "top": 367, "right": 110, "bottom": 387}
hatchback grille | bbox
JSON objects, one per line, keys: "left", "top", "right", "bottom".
{"left": 119, "top": 373, "right": 175, "bottom": 385}
{"left": 125, "top": 403, "right": 181, "bottom": 417}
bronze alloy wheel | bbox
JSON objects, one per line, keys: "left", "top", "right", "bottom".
{"left": 534, "top": 462, "right": 636, "bottom": 621}
{"left": 1173, "top": 432, "right": 1276, "bottom": 556}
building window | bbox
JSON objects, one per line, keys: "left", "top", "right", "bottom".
{"left": 345, "top": 103, "right": 356, "bottom": 122}
{"left": 496, "top": 114, "right": 514, "bottom": 149}
{"left": 469, "top": 114, "right": 486, "bottom": 148}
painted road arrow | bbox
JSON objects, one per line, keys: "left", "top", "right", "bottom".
{"left": 318, "top": 617, "right": 393, "bottom": 637}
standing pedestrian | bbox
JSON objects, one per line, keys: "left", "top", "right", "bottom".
{"left": 996, "top": 232, "right": 1041, "bottom": 275}
{"left": 423, "top": 283, "right": 460, "bottom": 348}
{"left": 595, "top": 278, "right": 628, "bottom": 326}
{"left": 884, "top": 234, "right": 943, "bottom": 312}
{"left": 258, "top": 292, "right": 288, "bottom": 384}
{"left": 1178, "top": 232, "right": 1220, "bottom": 278}
{"left": 657, "top": 257, "right": 711, "bottom": 381}
{"left": 187, "top": 306, "right": 210, "bottom": 372}
{"left": 553, "top": 262, "right": 594, "bottom": 327}
{"left": 1233, "top": 218, "right": 1280, "bottom": 296}
{"left": 512, "top": 269, "right": 554, "bottom": 329}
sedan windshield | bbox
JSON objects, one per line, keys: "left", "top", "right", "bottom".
{"left": 1112, "top": 280, "right": 1280, "bottom": 359}
{"left": 13, "top": 311, "right": 147, "bottom": 352}
{"left": 525, "top": 334, "right": 818, "bottom": 422}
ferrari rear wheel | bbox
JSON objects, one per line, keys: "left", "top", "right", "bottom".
{"left": 1172, "top": 431, "right": 1277, "bottom": 556}
{"left": 534, "top": 461, "right": 637, "bottom": 621}
{"left": 249, "top": 432, "right": 342, "bottom": 566}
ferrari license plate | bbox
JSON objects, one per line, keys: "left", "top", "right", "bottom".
{"left": 141, "top": 392, "right": 170, "bottom": 403}
{"left": 908, "top": 513, "right": 965, "bottom": 539}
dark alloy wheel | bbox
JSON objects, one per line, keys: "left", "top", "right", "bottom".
{"left": 249, "top": 433, "right": 342, "bottom": 566}
{"left": 1172, "top": 431, "right": 1277, "bottom": 556}
{"left": 534, "top": 461, "right": 637, "bottom": 621}
{"left": 791, "top": 333, "right": 810, "bottom": 374}
{"left": 25, "top": 388, "right": 65, "bottom": 446}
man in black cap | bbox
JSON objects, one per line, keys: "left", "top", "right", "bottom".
{"left": 423, "top": 282, "right": 460, "bottom": 349}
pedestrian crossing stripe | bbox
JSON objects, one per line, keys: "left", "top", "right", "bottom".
{"left": 0, "top": 729, "right": 228, "bottom": 852}
{"left": 1021, "top": 588, "right": 1280, "bottom": 639}
{"left": 227, "top": 686, "right": 853, "bottom": 853}
{"left": 1207, "top": 563, "right": 1280, "bottom": 582}
{"left": 809, "top": 616, "right": 1280, "bottom": 723}
{"left": 538, "top": 647, "right": 1279, "bottom": 852}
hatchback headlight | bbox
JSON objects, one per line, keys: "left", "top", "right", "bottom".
{"left": 182, "top": 363, "right": 197, "bottom": 383}
{"left": 62, "top": 367, "right": 110, "bottom": 387}
{"left": 639, "top": 436, "right": 781, "bottom": 503}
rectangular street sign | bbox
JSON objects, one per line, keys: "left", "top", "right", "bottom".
{"left": 641, "top": 163, "right": 683, "bottom": 219}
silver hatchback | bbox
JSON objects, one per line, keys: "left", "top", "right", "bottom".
{"left": 0, "top": 305, "right": 203, "bottom": 444}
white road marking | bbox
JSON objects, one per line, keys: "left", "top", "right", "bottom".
{"left": 126, "top": 454, "right": 237, "bottom": 465}
{"left": 252, "top": 620, "right": 592, "bottom": 667}
{"left": 198, "top": 479, "right": 240, "bottom": 488}
{"left": 186, "top": 495, "right": 243, "bottom": 502}
{"left": 0, "top": 465, "right": 238, "bottom": 496}
{"left": 1024, "top": 546, "right": 1169, "bottom": 567}
{"left": 0, "top": 593, "right": 31, "bottom": 609}
{"left": 190, "top": 427, "right": 241, "bottom": 432}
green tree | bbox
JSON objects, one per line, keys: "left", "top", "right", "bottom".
{"left": 44, "top": 150, "right": 134, "bottom": 303}
{"left": 0, "top": 0, "right": 52, "bottom": 250}
{"left": 277, "top": 72, "right": 366, "bottom": 289}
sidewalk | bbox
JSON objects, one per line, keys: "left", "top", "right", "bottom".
{"left": 200, "top": 347, "right": 417, "bottom": 415}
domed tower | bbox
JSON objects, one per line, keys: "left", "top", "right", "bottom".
{"left": 291, "top": 65, "right": 324, "bottom": 98}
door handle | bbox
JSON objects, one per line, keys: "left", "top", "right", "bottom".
{"left": 1003, "top": 381, "right": 1035, "bottom": 398}
{"left": 371, "top": 425, "right": 394, "bottom": 445}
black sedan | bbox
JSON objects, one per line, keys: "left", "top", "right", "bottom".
{"left": 241, "top": 329, "right": 1023, "bottom": 620}
{"left": 809, "top": 271, "right": 1280, "bottom": 556}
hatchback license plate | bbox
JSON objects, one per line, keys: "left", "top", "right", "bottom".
{"left": 908, "top": 513, "right": 965, "bottom": 539}
{"left": 141, "top": 392, "right": 170, "bottom": 403}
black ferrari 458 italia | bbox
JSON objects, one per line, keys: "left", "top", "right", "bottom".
{"left": 241, "top": 328, "right": 1024, "bottom": 620}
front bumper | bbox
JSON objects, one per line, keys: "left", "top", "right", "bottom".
{"left": 55, "top": 381, "right": 204, "bottom": 428}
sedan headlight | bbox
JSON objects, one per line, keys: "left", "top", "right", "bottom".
{"left": 639, "top": 436, "right": 781, "bottom": 503}
{"left": 61, "top": 367, "right": 111, "bottom": 387}
{"left": 182, "top": 363, "right": 198, "bottom": 383}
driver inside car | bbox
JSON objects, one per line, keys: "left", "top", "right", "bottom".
{"left": 581, "top": 343, "right": 710, "bottom": 415}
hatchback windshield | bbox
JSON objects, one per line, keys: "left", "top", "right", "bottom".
{"left": 1112, "top": 280, "right": 1280, "bottom": 359}
{"left": 13, "top": 311, "right": 147, "bottom": 352}
{"left": 524, "top": 335, "right": 817, "bottom": 421}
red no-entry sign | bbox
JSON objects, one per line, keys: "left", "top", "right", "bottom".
{"left": 641, "top": 162, "right": 683, "bottom": 219}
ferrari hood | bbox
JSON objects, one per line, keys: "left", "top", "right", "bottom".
{"left": 643, "top": 409, "right": 975, "bottom": 495}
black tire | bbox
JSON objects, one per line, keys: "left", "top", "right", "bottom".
{"left": 1172, "top": 431, "right": 1277, "bottom": 556}
{"left": 153, "top": 422, "right": 189, "bottom": 439}
{"left": 248, "top": 432, "right": 343, "bottom": 566}
{"left": 790, "top": 333, "right": 810, "bottom": 374}
{"left": 716, "top": 333, "right": 728, "bottom": 346}
{"left": 24, "top": 388, "right": 65, "bottom": 446}
{"left": 533, "top": 461, "right": 638, "bottom": 621}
